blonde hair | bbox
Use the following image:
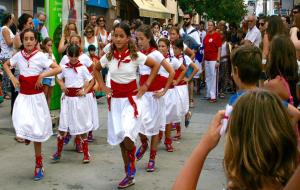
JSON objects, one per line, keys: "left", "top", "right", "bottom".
{"left": 224, "top": 90, "right": 298, "bottom": 189}
{"left": 63, "top": 22, "right": 78, "bottom": 38}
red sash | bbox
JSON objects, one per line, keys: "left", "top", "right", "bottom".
{"left": 65, "top": 88, "right": 82, "bottom": 97}
{"left": 174, "top": 69, "right": 187, "bottom": 86}
{"left": 19, "top": 75, "right": 43, "bottom": 95}
{"left": 108, "top": 80, "right": 138, "bottom": 118}
{"left": 140, "top": 75, "right": 167, "bottom": 92}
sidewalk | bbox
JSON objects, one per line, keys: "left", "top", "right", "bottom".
{"left": 0, "top": 95, "right": 227, "bottom": 190}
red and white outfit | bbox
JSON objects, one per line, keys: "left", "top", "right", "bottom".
{"left": 139, "top": 48, "right": 166, "bottom": 135}
{"left": 57, "top": 61, "right": 94, "bottom": 135}
{"left": 203, "top": 32, "right": 222, "bottom": 99}
{"left": 100, "top": 50, "right": 147, "bottom": 145}
{"left": 60, "top": 54, "right": 99, "bottom": 131}
{"left": 175, "top": 54, "right": 192, "bottom": 118}
{"left": 162, "top": 55, "right": 182, "bottom": 124}
{"left": 9, "top": 49, "right": 53, "bottom": 142}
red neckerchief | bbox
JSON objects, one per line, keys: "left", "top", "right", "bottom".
{"left": 163, "top": 54, "right": 170, "bottom": 59}
{"left": 141, "top": 47, "right": 156, "bottom": 55}
{"left": 175, "top": 54, "right": 183, "bottom": 59}
{"left": 21, "top": 48, "right": 39, "bottom": 62}
{"left": 175, "top": 54, "right": 187, "bottom": 66}
{"left": 65, "top": 60, "right": 83, "bottom": 73}
{"left": 113, "top": 48, "right": 131, "bottom": 68}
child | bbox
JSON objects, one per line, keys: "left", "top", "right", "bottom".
{"left": 135, "top": 25, "right": 175, "bottom": 172}
{"left": 41, "top": 37, "right": 56, "bottom": 106}
{"left": 157, "top": 38, "right": 185, "bottom": 152}
{"left": 60, "top": 34, "right": 98, "bottom": 148}
{"left": 52, "top": 44, "right": 94, "bottom": 163}
{"left": 3, "top": 28, "right": 61, "bottom": 180}
{"left": 173, "top": 38, "right": 199, "bottom": 140}
{"left": 173, "top": 90, "right": 299, "bottom": 190}
{"left": 94, "top": 22, "right": 160, "bottom": 189}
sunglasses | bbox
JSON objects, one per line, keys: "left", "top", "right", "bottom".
{"left": 99, "top": 20, "right": 105, "bottom": 22}
{"left": 293, "top": 11, "right": 298, "bottom": 14}
{"left": 86, "top": 30, "right": 93, "bottom": 33}
{"left": 183, "top": 18, "right": 190, "bottom": 21}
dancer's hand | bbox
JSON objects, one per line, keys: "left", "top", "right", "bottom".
{"left": 35, "top": 75, "right": 43, "bottom": 90}
{"left": 153, "top": 88, "right": 166, "bottom": 98}
{"left": 136, "top": 84, "right": 148, "bottom": 98}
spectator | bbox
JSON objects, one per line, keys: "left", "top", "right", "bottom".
{"left": 96, "top": 16, "right": 109, "bottom": 55}
{"left": 83, "top": 24, "right": 99, "bottom": 56}
{"left": 83, "top": 13, "right": 90, "bottom": 29}
{"left": 58, "top": 22, "right": 78, "bottom": 55}
{"left": 14, "top": 13, "right": 34, "bottom": 50}
{"left": 198, "top": 21, "right": 206, "bottom": 44}
{"left": 33, "top": 12, "right": 49, "bottom": 41}
{"left": 90, "top": 13, "right": 97, "bottom": 29}
{"left": 179, "top": 12, "right": 201, "bottom": 46}
{"left": 0, "top": 13, "right": 15, "bottom": 100}
{"left": 241, "top": 15, "right": 261, "bottom": 47}
{"left": 151, "top": 21, "right": 161, "bottom": 44}
{"left": 173, "top": 90, "right": 298, "bottom": 190}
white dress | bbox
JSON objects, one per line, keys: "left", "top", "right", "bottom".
{"left": 175, "top": 55, "right": 192, "bottom": 118}
{"left": 57, "top": 63, "right": 94, "bottom": 135}
{"left": 60, "top": 54, "right": 99, "bottom": 131}
{"left": 160, "top": 56, "right": 182, "bottom": 124}
{"left": 139, "top": 50, "right": 166, "bottom": 135}
{"left": 100, "top": 51, "right": 147, "bottom": 145}
{"left": 10, "top": 51, "right": 53, "bottom": 142}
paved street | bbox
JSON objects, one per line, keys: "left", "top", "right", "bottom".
{"left": 0, "top": 94, "right": 227, "bottom": 190}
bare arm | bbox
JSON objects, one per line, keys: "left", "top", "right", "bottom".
{"left": 13, "top": 33, "right": 22, "bottom": 50}
{"left": 290, "top": 27, "right": 300, "bottom": 51}
{"left": 137, "top": 57, "right": 160, "bottom": 98}
{"left": 172, "top": 110, "right": 225, "bottom": 190}
{"left": 58, "top": 35, "right": 68, "bottom": 54}
{"left": 3, "top": 60, "right": 19, "bottom": 89}
{"left": 154, "top": 59, "right": 175, "bottom": 98}
{"left": 184, "top": 47, "right": 195, "bottom": 60}
{"left": 284, "top": 166, "right": 300, "bottom": 190}
{"left": 36, "top": 62, "right": 62, "bottom": 89}
{"left": 185, "top": 62, "right": 199, "bottom": 82}
{"left": 262, "top": 33, "right": 269, "bottom": 60}
{"left": 2, "top": 28, "right": 13, "bottom": 47}
{"left": 93, "top": 61, "right": 112, "bottom": 95}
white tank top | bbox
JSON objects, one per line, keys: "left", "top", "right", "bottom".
{"left": 84, "top": 36, "right": 98, "bottom": 55}
{"left": 0, "top": 26, "right": 15, "bottom": 59}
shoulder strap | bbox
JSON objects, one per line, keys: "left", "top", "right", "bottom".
{"left": 188, "top": 28, "right": 198, "bottom": 35}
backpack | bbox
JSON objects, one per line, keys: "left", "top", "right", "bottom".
{"left": 182, "top": 28, "right": 201, "bottom": 50}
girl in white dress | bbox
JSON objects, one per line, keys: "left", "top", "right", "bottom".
{"left": 52, "top": 44, "right": 94, "bottom": 163}
{"left": 135, "top": 25, "right": 175, "bottom": 172}
{"left": 173, "top": 38, "right": 199, "bottom": 140}
{"left": 60, "top": 34, "right": 98, "bottom": 149}
{"left": 94, "top": 22, "right": 160, "bottom": 189}
{"left": 157, "top": 38, "right": 186, "bottom": 152}
{"left": 3, "top": 29, "right": 61, "bottom": 181}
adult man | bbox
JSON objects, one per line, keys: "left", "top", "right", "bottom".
{"left": 241, "top": 15, "right": 261, "bottom": 47}
{"left": 180, "top": 12, "right": 201, "bottom": 45}
{"left": 33, "top": 12, "right": 49, "bottom": 41}
{"left": 90, "top": 13, "right": 97, "bottom": 29}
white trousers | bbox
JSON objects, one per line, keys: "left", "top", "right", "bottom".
{"left": 205, "top": 60, "right": 218, "bottom": 99}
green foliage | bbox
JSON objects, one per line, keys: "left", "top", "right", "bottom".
{"left": 178, "top": 0, "right": 247, "bottom": 24}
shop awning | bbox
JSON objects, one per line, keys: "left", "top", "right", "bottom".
{"left": 86, "top": 0, "right": 109, "bottom": 9}
{"left": 132, "top": 0, "right": 172, "bottom": 19}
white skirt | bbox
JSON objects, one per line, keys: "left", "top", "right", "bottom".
{"left": 139, "top": 92, "right": 166, "bottom": 136}
{"left": 175, "top": 84, "right": 189, "bottom": 118}
{"left": 107, "top": 96, "right": 141, "bottom": 145}
{"left": 59, "top": 95, "right": 93, "bottom": 135}
{"left": 12, "top": 93, "right": 53, "bottom": 142}
{"left": 165, "top": 88, "right": 181, "bottom": 124}
{"left": 86, "top": 93, "right": 99, "bottom": 131}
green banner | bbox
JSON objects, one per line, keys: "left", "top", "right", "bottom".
{"left": 46, "top": 0, "right": 63, "bottom": 110}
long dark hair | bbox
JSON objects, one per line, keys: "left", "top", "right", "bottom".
{"left": 1, "top": 12, "right": 12, "bottom": 26}
{"left": 266, "top": 15, "right": 288, "bottom": 41}
{"left": 107, "top": 22, "right": 138, "bottom": 61}
{"left": 41, "top": 37, "right": 53, "bottom": 53}
{"left": 18, "top": 13, "right": 33, "bottom": 31}
{"left": 268, "top": 35, "right": 298, "bottom": 82}
{"left": 20, "top": 28, "right": 38, "bottom": 44}
{"left": 136, "top": 25, "right": 157, "bottom": 49}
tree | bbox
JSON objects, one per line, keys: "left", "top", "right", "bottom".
{"left": 178, "top": 0, "right": 247, "bottom": 24}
